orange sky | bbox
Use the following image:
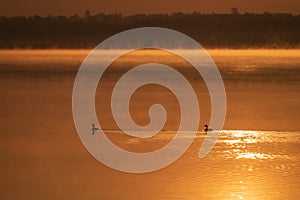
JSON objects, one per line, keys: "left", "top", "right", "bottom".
{"left": 1, "top": 0, "right": 300, "bottom": 16}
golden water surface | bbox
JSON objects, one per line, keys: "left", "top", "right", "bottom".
{"left": 0, "top": 49, "right": 299, "bottom": 199}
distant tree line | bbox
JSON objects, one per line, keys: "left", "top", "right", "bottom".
{"left": 0, "top": 12, "right": 300, "bottom": 48}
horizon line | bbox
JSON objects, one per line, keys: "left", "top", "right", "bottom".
{"left": 1, "top": 11, "right": 300, "bottom": 18}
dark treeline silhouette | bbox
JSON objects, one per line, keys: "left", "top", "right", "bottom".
{"left": 1, "top": 11, "right": 300, "bottom": 49}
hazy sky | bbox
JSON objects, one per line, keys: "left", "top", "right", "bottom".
{"left": 1, "top": 0, "right": 300, "bottom": 16}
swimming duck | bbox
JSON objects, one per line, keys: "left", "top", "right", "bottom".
{"left": 91, "top": 124, "right": 100, "bottom": 135}
{"left": 204, "top": 124, "right": 213, "bottom": 134}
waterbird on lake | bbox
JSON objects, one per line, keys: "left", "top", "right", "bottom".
{"left": 204, "top": 124, "right": 213, "bottom": 134}
{"left": 91, "top": 124, "right": 100, "bottom": 135}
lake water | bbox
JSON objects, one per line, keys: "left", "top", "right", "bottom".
{"left": 0, "top": 49, "right": 299, "bottom": 199}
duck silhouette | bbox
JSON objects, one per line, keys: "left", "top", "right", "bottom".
{"left": 204, "top": 124, "right": 213, "bottom": 134}
{"left": 91, "top": 124, "right": 100, "bottom": 135}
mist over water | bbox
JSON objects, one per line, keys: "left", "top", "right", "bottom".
{"left": 1, "top": 49, "right": 299, "bottom": 131}
{"left": 0, "top": 49, "right": 299, "bottom": 199}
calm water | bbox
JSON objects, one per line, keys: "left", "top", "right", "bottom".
{"left": 0, "top": 49, "right": 299, "bottom": 199}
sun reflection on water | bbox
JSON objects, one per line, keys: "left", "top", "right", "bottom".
{"left": 219, "top": 130, "right": 292, "bottom": 160}
{"left": 236, "top": 152, "right": 271, "bottom": 159}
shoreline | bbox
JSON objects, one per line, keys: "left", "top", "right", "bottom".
{"left": 1, "top": 48, "right": 300, "bottom": 50}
